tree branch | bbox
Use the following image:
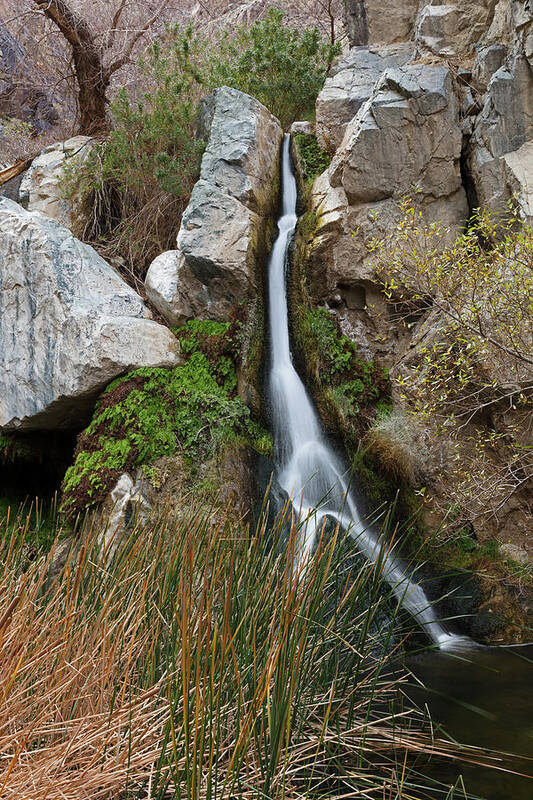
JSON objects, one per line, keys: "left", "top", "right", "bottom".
{"left": 105, "top": 0, "right": 168, "bottom": 77}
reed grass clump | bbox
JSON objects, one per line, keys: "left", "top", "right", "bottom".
{"left": 0, "top": 498, "right": 477, "bottom": 799}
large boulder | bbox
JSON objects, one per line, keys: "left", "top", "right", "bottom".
{"left": 469, "top": 53, "right": 533, "bottom": 215}
{"left": 145, "top": 87, "right": 283, "bottom": 325}
{"left": 316, "top": 44, "right": 414, "bottom": 152}
{"left": 0, "top": 198, "right": 181, "bottom": 431}
{"left": 415, "top": 1, "right": 499, "bottom": 58}
{"left": 19, "top": 136, "right": 94, "bottom": 234}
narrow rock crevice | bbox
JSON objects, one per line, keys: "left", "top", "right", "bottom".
{"left": 460, "top": 134, "right": 480, "bottom": 219}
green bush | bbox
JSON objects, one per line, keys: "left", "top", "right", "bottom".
{"left": 206, "top": 8, "right": 339, "bottom": 129}
{"left": 61, "top": 320, "right": 271, "bottom": 516}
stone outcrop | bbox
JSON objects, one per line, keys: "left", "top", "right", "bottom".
{"left": 344, "top": 0, "right": 419, "bottom": 46}
{"left": 0, "top": 198, "right": 180, "bottom": 431}
{"left": 469, "top": 52, "right": 533, "bottom": 215}
{"left": 503, "top": 140, "right": 533, "bottom": 223}
{"left": 18, "top": 136, "right": 94, "bottom": 234}
{"left": 308, "top": 63, "right": 467, "bottom": 360}
{"left": 145, "top": 87, "right": 283, "bottom": 326}
{"left": 316, "top": 44, "right": 413, "bottom": 152}
{"left": 415, "top": 1, "right": 499, "bottom": 58}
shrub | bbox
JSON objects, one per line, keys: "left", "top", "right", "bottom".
{"left": 63, "top": 25, "right": 205, "bottom": 281}
{"left": 369, "top": 202, "right": 533, "bottom": 524}
{"left": 206, "top": 8, "right": 340, "bottom": 129}
{"left": 294, "top": 132, "right": 331, "bottom": 181}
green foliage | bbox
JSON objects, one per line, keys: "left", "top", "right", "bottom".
{"left": 294, "top": 133, "right": 331, "bottom": 181}
{"left": 0, "top": 495, "right": 62, "bottom": 553}
{"left": 0, "top": 434, "right": 33, "bottom": 463}
{"left": 61, "top": 320, "right": 271, "bottom": 516}
{"left": 63, "top": 25, "right": 205, "bottom": 276}
{"left": 304, "top": 307, "right": 390, "bottom": 421}
{"left": 206, "top": 8, "right": 340, "bottom": 129}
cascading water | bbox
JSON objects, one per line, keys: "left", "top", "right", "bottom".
{"left": 267, "top": 135, "right": 464, "bottom": 650}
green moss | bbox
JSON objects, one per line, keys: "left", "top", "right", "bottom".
{"left": 61, "top": 320, "right": 272, "bottom": 516}
{"left": 295, "top": 307, "right": 390, "bottom": 435}
{"left": 293, "top": 134, "right": 330, "bottom": 182}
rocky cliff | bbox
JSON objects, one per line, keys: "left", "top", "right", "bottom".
{"left": 298, "top": 0, "right": 533, "bottom": 640}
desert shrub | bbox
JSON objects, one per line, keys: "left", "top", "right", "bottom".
{"left": 365, "top": 411, "right": 426, "bottom": 486}
{"left": 61, "top": 319, "right": 271, "bottom": 516}
{"left": 206, "top": 7, "right": 340, "bottom": 129}
{"left": 63, "top": 25, "right": 205, "bottom": 282}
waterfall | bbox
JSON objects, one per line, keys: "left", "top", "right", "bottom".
{"left": 267, "top": 135, "right": 463, "bottom": 649}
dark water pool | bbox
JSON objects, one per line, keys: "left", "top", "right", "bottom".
{"left": 407, "top": 644, "right": 533, "bottom": 799}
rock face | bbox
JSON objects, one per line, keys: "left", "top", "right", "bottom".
{"left": 18, "top": 136, "right": 94, "bottom": 234}
{"left": 415, "top": 1, "right": 499, "bottom": 58}
{"left": 309, "top": 63, "right": 467, "bottom": 352}
{"left": 0, "top": 198, "right": 180, "bottom": 431}
{"left": 344, "top": 0, "right": 419, "bottom": 46}
{"left": 469, "top": 53, "right": 533, "bottom": 215}
{"left": 145, "top": 87, "right": 283, "bottom": 325}
{"left": 316, "top": 44, "right": 414, "bottom": 152}
{"left": 503, "top": 140, "right": 533, "bottom": 223}
{"left": 304, "top": 0, "right": 533, "bottom": 639}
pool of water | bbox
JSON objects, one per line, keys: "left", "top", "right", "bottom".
{"left": 407, "top": 644, "right": 533, "bottom": 799}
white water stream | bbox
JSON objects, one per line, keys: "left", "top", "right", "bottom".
{"left": 267, "top": 135, "right": 462, "bottom": 649}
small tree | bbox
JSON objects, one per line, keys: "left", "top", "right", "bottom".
{"left": 206, "top": 7, "right": 340, "bottom": 129}
{"left": 64, "top": 26, "right": 205, "bottom": 279}
{"left": 8, "top": 0, "right": 171, "bottom": 134}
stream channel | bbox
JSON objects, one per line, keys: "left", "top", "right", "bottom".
{"left": 265, "top": 134, "right": 533, "bottom": 798}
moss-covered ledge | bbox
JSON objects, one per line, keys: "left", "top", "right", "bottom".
{"left": 61, "top": 318, "right": 272, "bottom": 517}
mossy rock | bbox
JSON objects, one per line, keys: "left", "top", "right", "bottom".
{"left": 61, "top": 318, "right": 272, "bottom": 517}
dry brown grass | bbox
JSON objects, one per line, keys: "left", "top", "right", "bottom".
{"left": 0, "top": 526, "right": 170, "bottom": 798}
{"left": 365, "top": 411, "right": 427, "bottom": 486}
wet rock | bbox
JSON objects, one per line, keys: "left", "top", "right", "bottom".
{"left": 19, "top": 136, "right": 94, "bottom": 234}
{"left": 316, "top": 44, "right": 414, "bottom": 152}
{"left": 145, "top": 87, "right": 282, "bottom": 325}
{"left": 0, "top": 198, "right": 180, "bottom": 431}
